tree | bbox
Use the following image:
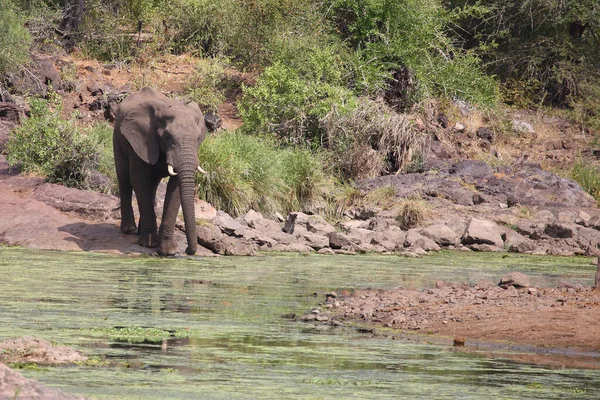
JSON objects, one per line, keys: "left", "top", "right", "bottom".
{"left": 59, "top": 0, "right": 84, "bottom": 49}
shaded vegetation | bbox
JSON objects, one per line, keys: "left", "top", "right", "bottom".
{"left": 0, "top": 0, "right": 31, "bottom": 74}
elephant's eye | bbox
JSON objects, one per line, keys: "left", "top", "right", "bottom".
{"left": 163, "top": 132, "right": 174, "bottom": 145}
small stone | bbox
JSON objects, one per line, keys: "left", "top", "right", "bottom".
{"left": 325, "top": 291, "right": 338, "bottom": 299}
{"left": 454, "top": 122, "right": 466, "bottom": 132}
{"left": 476, "top": 127, "right": 494, "bottom": 143}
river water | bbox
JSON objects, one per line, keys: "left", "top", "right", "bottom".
{"left": 0, "top": 248, "right": 598, "bottom": 399}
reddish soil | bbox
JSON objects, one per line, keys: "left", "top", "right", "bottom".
{"left": 0, "top": 338, "right": 90, "bottom": 400}
{"left": 0, "top": 337, "right": 87, "bottom": 365}
{"left": 307, "top": 278, "right": 600, "bottom": 368}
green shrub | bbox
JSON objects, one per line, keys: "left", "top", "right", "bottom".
{"left": 324, "top": 0, "right": 500, "bottom": 108}
{"left": 6, "top": 98, "right": 98, "bottom": 188}
{"left": 79, "top": 1, "right": 134, "bottom": 62}
{"left": 447, "top": 0, "right": 600, "bottom": 111}
{"left": 86, "top": 121, "right": 117, "bottom": 189}
{"left": 239, "top": 62, "right": 357, "bottom": 144}
{"left": 280, "top": 147, "right": 326, "bottom": 211}
{"left": 184, "top": 58, "right": 227, "bottom": 113}
{"left": 196, "top": 131, "right": 326, "bottom": 216}
{"left": 0, "top": 0, "right": 32, "bottom": 74}
{"left": 163, "top": 0, "right": 234, "bottom": 56}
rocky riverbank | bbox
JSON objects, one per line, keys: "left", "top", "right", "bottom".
{"left": 300, "top": 272, "right": 600, "bottom": 363}
{"left": 2, "top": 54, "right": 600, "bottom": 258}
{"left": 2, "top": 148, "right": 600, "bottom": 258}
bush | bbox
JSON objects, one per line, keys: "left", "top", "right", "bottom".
{"left": 280, "top": 148, "right": 326, "bottom": 211}
{"left": 395, "top": 198, "right": 429, "bottom": 230}
{"left": 324, "top": 0, "right": 500, "bottom": 108}
{"left": 447, "top": 0, "right": 600, "bottom": 111}
{"left": 86, "top": 121, "right": 117, "bottom": 189}
{"left": 79, "top": 0, "right": 134, "bottom": 62}
{"left": 239, "top": 61, "right": 357, "bottom": 145}
{"left": 0, "top": 0, "right": 32, "bottom": 74}
{"left": 196, "top": 131, "right": 326, "bottom": 216}
{"left": 322, "top": 98, "right": 426, "bottom": 180}
{"left": 6, "top": 98, "right": 98, "bottom": 188}
{"left": 163, "top": 0, "right": 234, "bottom": 56}
{"left": 184, "top": 58, "right": 227, "bottom": 113}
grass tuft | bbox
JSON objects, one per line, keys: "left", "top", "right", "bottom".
{"left": 197, "top": 131, "right": 326, "bottom": 216}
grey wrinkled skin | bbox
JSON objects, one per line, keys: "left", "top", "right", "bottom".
{"left": 113, "top": 87, "right": 207, "bottom": 255}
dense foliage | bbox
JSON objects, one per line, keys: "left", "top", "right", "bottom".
{"left": 6, "top": 98, "right": 98, "bottom": 187}
{"left": 447, "top": 0, "right": 600, "bottom": 123}
{"left": 0, "top": 0, "right": 32, "bottom": 74}
{"left": 4, "top": 0, "right": 600, "bottom": 208}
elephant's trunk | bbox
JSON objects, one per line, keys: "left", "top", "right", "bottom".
{"left": 178, "top": 169, "right": 198, "bottom": 255}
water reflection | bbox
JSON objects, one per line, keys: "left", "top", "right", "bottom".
{"left": 0, "top": 248, "right": 599, "bottom": 399}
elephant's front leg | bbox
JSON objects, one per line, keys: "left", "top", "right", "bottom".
{"left": 114, "top": 145, "right": 136, "bottom": 234}
{"left": 133, "top": 177, "right": 161, "bottom": 248}
{"left": 158, "top": 176, "right": 182, "bottom": 256}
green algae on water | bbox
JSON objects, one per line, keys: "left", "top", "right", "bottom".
{"left": 0, "top": 247, "right": 599, "bottom": 399}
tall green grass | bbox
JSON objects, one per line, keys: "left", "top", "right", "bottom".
{"left": 570, "top": 159, "right": 600, "bottom": 202}
{"left": 196, "top": 131, "right": 326, "bottom": 216}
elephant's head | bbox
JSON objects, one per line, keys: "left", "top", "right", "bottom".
{"left": 120, "top": 93, "right": 207, "bottom": 255}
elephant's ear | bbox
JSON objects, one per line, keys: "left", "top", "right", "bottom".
{"left": 120, "top": 100, "right": 164, "bottom": 165}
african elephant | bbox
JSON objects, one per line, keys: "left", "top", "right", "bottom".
{"left": 113, "top": 87, "right": 207, "bottom": 255}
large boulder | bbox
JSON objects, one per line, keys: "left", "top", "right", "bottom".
{"left": 195, "top": 199, "right": 217, "bottom": 220}
{"left": 283, "top": 212, "right": 335, "bottom": 236}
{"left": 504, "top": 230, "right": 537, "bottom": 254}
{"left": 404, "top": 229, "right": 440, "bottom": 252}
{"left": 327, "top": 232, "right": 355, "bottom": 250}
{"left": 240, "top": 210, "right": 282, "bottom": 233}
{"left": 33, "top": 183, "right": 119, "bottom": 220}
{"left": 420, "top": 224, "right": 458, "bottom": 246}
{"left": 544, "top": 223, "right": 575, "bottom": 239}
{"left": 196, "top": 224, "right": 254, "bottom": 256}
{"left": 6, "top": 56, "right": 63, "bottom": 96}
{"left": 0, "top": 102, "right": 21, "bottom": 124}
{"left": 370, "top": 227, "right": 406, "bottom": 252}
{"left": 211, "top": 211, "right": 245, "bottom": 236}
{"left": 302, "top": 233, "right": 330, "bottom": 250}
{"left": 462, "top": 218, "right": 504, "bottom": 248}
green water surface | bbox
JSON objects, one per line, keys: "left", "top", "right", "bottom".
{"left": 0, "top": 248, "right": 598, "bottom": 399}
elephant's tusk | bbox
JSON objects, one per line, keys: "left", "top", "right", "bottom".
{"left": 197, "top": 165, "right": 208, "bottom": 175}
{"left": 167, "top": 164, "right": 177, "bottom": 176}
